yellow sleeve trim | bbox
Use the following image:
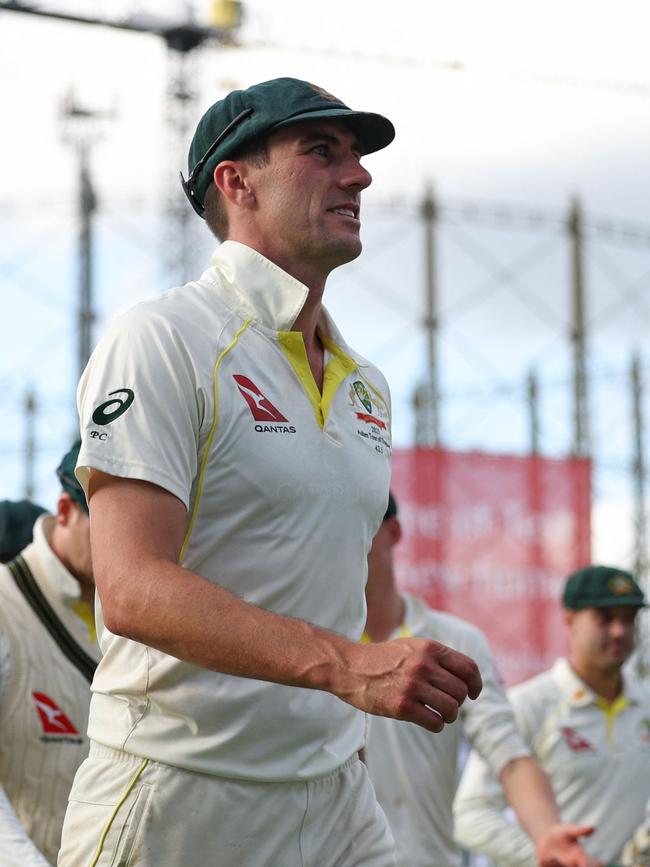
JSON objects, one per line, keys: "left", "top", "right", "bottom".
{"left": 179, "top": 318, "right": 253, "bottom": 562}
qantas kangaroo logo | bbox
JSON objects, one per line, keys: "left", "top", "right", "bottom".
{"left": 32, "top": 692, "right": 79, "bottom": 735}
{"left": 233, "top": 375, "right": 288, "bottom": 422}
{"left": 560, "top": 726, "right": 595, "bottom": 753}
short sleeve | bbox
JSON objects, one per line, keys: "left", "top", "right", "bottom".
{"left": 76, "top": 305, "right": 203, "bottom": 509}
{"left": 461, "top": 626, "right": 530, "bottom": 778}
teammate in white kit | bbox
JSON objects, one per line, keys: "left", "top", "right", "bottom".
{"left": 364, "top": 492, "right": 594, "bottom": 867}
{"left": 0, "top": 441, "right": 98, "bottom": 866}
{"left": 454, "top": 564, "right": 650, "bottom": 866}
{"left": 58, "top": 78, "right": 482, "bottom": 867}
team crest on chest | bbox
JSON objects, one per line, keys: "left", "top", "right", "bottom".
{"left": 349, "top": 379, "right": 391, "bottom": 455}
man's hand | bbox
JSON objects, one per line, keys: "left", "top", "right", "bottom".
{"left": 338, "top": 637, "right": 482, "bottom": 732}
{"left": 535, "top": 823, "right": 598, "bottom": 867}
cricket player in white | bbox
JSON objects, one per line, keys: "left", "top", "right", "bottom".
{"left": 364, "top": 492, "right": 595, "bottom": 867}
{"left": 454, "top": 565, "right": 650, "bottom": 865}
{"left": 0, "top": 443, "right": 98, "bottom": 866}
{"left": 58, "top": 78, "right": 483, "bottom": 866}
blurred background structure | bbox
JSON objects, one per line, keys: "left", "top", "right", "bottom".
{"left": 1, "top": 0, "right": 649, "bottom": 672}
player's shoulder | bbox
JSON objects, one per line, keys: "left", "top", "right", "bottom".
{"left": 91, "top": 275, "right": 239, "bottom": 370}
{"left": 508, "top": 666, "right": 557, "bottom": 704}
{"left": 625, "top": 671, "right": 650, "bottom": 709}
{"left": 109, "top": 276, "right": 230, "bottom": 336}
{"left": 405, "top": 594, "right": 488, "bottom": 654}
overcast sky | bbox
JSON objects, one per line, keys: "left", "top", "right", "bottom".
{"left": 1, "top": 0, "right": 650, "bottom": 565}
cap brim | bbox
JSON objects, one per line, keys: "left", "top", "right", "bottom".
{"left": 567, "top": 597, "right": 646, "bottom": 609}
{"left": 272, "top": 108, "right": 395, "bottom": 155}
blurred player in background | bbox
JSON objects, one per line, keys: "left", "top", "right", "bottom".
{"left": 58, "top": 78, "right": 482, "bottom": 867}
{"left": 364, "top": 491, "right": 594, "bottom": 867}
{"left": 454, "top": 565, "right": 650, "bottom": 866}
{"left": 0, "top": 441, "right": 98, "bottom": 866}
{"left": 0, "top": 499, "right": 46, "bottom": 562}
{"left": 622, "top": 798, "right": 650, "bottom": 867}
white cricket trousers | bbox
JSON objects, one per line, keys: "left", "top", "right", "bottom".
{"left": 57, "top": 743, "right": 396, "bottom": 866}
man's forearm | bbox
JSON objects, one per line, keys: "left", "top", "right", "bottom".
{"left": 499, "top": 757, "right": 594, "bottom": 867}
{"left": 89, "top": 474, "right": 481, "bottom": 732}
{"left": 102, "top": 553, "right": 479, "bottom": 728}
{"left": 500, "top": 756, "right": 560, "bottom": 843}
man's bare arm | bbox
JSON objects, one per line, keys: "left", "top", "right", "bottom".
{"left": 500, "top": 757, "right": 597, "bottom": 867}
{"left": 88, "top": 472, "right": 482, "bottom": 732}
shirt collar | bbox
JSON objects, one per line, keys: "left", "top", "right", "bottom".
{"left": 208, "top": 240, "right": 372, "bottom": 369}
{"left": 210, "top": 241, "right": 310, "bottom": 332}
{"left": 31, "top": 513, "right": 82, "bottom": 605}
{"left": 552, "top": 656, "right": 641, "bottom": 706}
{"left": 400, "top": 593, "right": 430, "bottom": 635}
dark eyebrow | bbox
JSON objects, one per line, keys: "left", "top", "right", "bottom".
{"left": 298, "top": 129, "right": 363, "bottom": 157}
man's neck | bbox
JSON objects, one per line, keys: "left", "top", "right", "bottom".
{"left": 288, "top": 295, "right": 325, "bottom": 389}
{"left": 569, "top": 656, "right": 624, "bottom": 703}
{"left": 365, "top": 579, "right": 405, "bottom": 642}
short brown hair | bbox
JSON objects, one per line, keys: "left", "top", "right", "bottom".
{"left": 204, "top": 135, "right": 270, "bottom": 241}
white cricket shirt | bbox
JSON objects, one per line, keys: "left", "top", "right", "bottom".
{"left": 0, "top": 516, "right": 99, "bottom": 865}
{"left": 365, "top": 593, "right": 530, "bottom": 867}
{"left": 76, "top": 240, "right": 392, "bottom": 782}
{"left": 454, "top": 657, "right": 650, "bottom": 865}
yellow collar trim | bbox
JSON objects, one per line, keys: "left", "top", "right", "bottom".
{"left": 68, "top": 600, "right": 96, "bottom": 644}
{"left": 595, "top": 693, "right": 630, "bottom": 743}
{"left": 278, "top": 330, "right": 356, "bottom": 430}
{"left": 361, "top": 623, "right": 411, "bottom": 643}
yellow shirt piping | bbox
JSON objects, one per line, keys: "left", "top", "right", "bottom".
{"left": 179, "top": 318, "right": 253, "bottom": 561}
{"left": 278, "top": 330, "right": 357, "bottom": 430}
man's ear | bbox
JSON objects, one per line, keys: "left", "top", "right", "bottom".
{"left": 213, "top": 161, "right": 256, "bottom": 208}
{"left": 387, "top": 516, "right": 402, "bottom": 547}
{"left": 55, "top": 492, "right": 75, "bottom": 527}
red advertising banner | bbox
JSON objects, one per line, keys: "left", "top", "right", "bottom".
{"left": 391, "top": 449, "right": 591, "bottom": 686}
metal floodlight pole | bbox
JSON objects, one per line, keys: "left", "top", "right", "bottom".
{"left": 163, "top": 32, "right": 206, "bottom": 286}
{"left": 414, "top": 183, "right": 440, "bottom": 446}
{"left": 630, "top": 353, "right": 650, "bottom": 678}
{"left": 568, "top": 197, "right": 590, "bottom": 458}
{"left": 526, "top": 368, "right": 540, "bottom": 455}
{"left": 24, "top": 388, "right": 37, "bottom": 500}
{"left": 631, "top": 354, "right": 648, "bottom": 582}
{"left": 0, "top": 2, "right": 243, "bottom": 289}
{"left": 61, "top": 93, "right": 103, "bottom": 383}
{"left": 78, "top": 142, "right": 96, "bottom": 381}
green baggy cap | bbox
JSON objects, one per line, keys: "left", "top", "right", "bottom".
{"left": 56, "top": 439, "right": 88, "bottom": 513}
{"left": 183, "top": 77, "right": 395, "bottom": 214}
{"left": 562, "top": 565, "right": 646, "bottom": 610}
{"left": 384, "top": 491, "right": 398, "bottom": 521}
{"left": 0, "top": 499, "right": 47, "bottom": 560}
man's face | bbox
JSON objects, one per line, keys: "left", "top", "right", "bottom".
{"left": 57, "top": 494, "right": 94, "bottom": 587}
{"left": 567, "top": 605, "right": 638, "bottom": 673}
{"left": 244, "top": 119, "right": 372, "bottom": 276}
